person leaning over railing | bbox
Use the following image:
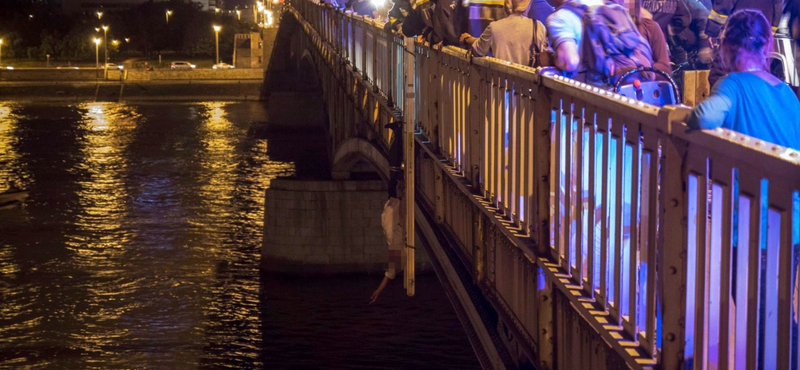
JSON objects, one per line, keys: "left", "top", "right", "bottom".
{"left": 543, "top": 0, "right": 603, "bottom": 77}
{"left": 430, "top": 0, "right": 463, "bottom": 45}
{"left": 704, "top": 0, "right": 782, "bottom": 87}
{"left": 459, "top": 0, "right": 553, "bottom": 66}
{"left": 687, "top": 9, "right": 800, "bottom": 151}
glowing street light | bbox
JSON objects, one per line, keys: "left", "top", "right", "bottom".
{"left": 0, "top": 39, "right": 3, "bottom": 66}
{"left": 236, "top": 9, "right": 241, "bottom": 20}
{"left": 93, "top": 38, "right": 100, "bottom": 69}
{"left": 102, "top": 25, "right": 108, "bottom": 77}
{"left": 213, "top": 25, "right": 221, "bottom": 65}
{"left": 166, "top": 10, "right": 172, "bottom": 23}
{"left": 96, "top": 11, "right": 103, "bottom": 19}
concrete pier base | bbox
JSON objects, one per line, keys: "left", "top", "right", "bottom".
{"left": 262, "top": 178, "right": 431, "bottom": 275}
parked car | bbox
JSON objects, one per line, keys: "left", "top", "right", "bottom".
{"left": 170, "top": 61, "right": 196, "bottom": 70}
{"left": 103, "top": 63, "right": 124, "bottom": 70}
{"left": 212, "top": 62, "right": 234, "bottom": 70}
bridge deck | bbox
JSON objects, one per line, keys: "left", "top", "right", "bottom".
{"left": 281, "top": 2, "right": 800, "bottom": 369}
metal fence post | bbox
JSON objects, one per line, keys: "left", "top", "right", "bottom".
{"left": 403, "top": 36, "right": 416, "bottom": 297}
{"left": 659, "top": 106, "right": 690, "bottom": 370}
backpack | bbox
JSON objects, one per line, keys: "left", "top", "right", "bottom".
{"left": 562, "top": 1, "right": 653, "bottom": 85}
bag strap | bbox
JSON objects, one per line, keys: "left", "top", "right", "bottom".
{"left": 529, "top": 19, "right": 539, "bottom": 67}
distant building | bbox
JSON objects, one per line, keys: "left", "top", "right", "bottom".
{"left": 233, "top": 33, "right": 264, "bottom": 69}
{"left": 62, "top": 0, "right": 223, "bottom": 13}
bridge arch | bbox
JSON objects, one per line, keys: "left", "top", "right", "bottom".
{"left": 331, "top": 138, "right": 389, "bottom": 181}
{"left": 298, "top": 49, "right": 319, "bottom": 88}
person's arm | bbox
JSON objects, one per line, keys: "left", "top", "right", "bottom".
{"left": 467, "top": 24, "right": 493, "bottom": 57}
{"left": 370, "top": 276, "right": 391, "bottom": 304}
{"left": 686, "top": 78, "right": 734, "bottom": 130}
{"left": 554, "top": 41, "right": 580, "bottom": 72}
{"left": 546, "top": 11, "right": 581, "bottom": 72}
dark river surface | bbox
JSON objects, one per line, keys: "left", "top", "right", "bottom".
{"left": 0, "top": 102, "right": 479, "bottom": 369}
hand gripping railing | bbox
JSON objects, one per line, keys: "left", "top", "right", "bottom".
{"left": 290, "top": 1, "right": 800, "bottom": 368}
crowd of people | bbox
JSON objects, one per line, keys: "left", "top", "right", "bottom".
{"left": 344, "top": 0, "right": 800, "bottom": 303}
{"left": 325, "top": 0, "right": 800, "bottom": 150}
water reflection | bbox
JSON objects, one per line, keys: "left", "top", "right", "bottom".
{"left": 0, "top": 102, "right": 478, "bottom": 369}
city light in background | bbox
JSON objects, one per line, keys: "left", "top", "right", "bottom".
{"left": 213, "top": 25, "right": 221, "bottom": 65}
{"left": 93, "top": 37, "right": 100, "bottom": 68}
{"left": 0, "top": 0, "right": 274, "bottom": 69}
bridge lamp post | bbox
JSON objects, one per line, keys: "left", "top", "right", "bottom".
{"left": 236, "top": 10, "right": 241, "bottom": 20}
{"left": 96, "top": 11, "right": 103, "bottom": 20}
{"left": 213, "top": 25, "right": 221, "bottom": 65}
{"left": 166, "top": 10, "right": 172, "bottom": 23}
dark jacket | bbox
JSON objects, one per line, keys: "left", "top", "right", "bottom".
{"left": 705, "top": 0, "right": 782, "bottom": 37}
{"left": 401, "top": 0, "right": 436, "bottom": 37}
{"left": 430, "top": 0, "right": 461, "bottom": 45}
{"left": 388, "top": 0, "right": 412, "bottom": 31}
{"left": 642, "top": 0, "right": 691, "bottom": 35}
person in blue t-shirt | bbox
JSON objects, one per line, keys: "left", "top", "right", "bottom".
{"left": 687, "top": 9, "right": 800, "bottom": 151}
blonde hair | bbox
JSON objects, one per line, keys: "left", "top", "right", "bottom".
{"left": 505, "top": 0, "right": 532, "bottom": 14}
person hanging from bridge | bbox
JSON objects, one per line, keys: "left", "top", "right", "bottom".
{"left": 370, "top": 121, "right": 407, "bottom": 304}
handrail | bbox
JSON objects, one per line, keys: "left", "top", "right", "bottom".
{"left": 289, "top": 1, "right": 800, "bottom": 368}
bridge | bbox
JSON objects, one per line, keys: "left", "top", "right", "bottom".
{"left": 266, "top": 1, "right": 800, "bottom": 369}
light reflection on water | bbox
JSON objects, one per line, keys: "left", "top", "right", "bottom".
{"left": 0, "top": 102, "right": 479, "bottom": 369}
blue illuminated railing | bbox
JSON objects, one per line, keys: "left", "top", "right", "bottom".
{"left": 289, "top": 1, "right": 800, "bottom": 369}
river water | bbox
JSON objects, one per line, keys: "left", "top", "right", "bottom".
{"left": 0, "top": 102, "right": 479, "bottom": 369}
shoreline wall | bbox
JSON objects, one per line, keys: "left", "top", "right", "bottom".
{"left": 0, "top": 81, "right": 263, "bottom": 102}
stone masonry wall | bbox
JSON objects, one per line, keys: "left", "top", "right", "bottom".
{"left": 262, "top": 178, "right": 430, "bottom": 275}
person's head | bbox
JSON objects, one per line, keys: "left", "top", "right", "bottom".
{"left": 720, "top": 9, "right": 773, "bottom": 72}
{"left": 505, "top": 0, "right": 532, "bottom": 15}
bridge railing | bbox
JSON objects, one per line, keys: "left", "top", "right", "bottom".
{"left": 291, "top": 2, "right": 800, "bottom": 369}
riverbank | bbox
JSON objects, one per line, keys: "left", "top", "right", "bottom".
{"left": 0, "top": 80, "right": 263, "bottom": 102}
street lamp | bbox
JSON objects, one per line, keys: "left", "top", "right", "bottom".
{"left": 236, "top": 9, "right": 241, "bottom": 20}
{"left": 213, "top": 25, "right": 221, "bottom": 65}
{"left": 102, "top": 25, "right": 108, "bottom": 77}
{"left": 166, "top": 10, "right": 172, "bottom": 23}
{"left": 96, "top": 11, "right": 103, "bottom": 19}
{"left": 0, "top": 39, "right": 3, "bottom": 66}
{"left": 93, "top": 38, "right": 100, "bottom": 68}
